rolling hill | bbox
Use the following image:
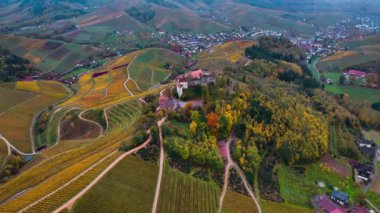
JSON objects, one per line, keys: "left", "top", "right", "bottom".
{"left": 1, "top": 0, "right": 378, "bottom": 36}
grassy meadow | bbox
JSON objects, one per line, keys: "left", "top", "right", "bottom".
{"left": 277, "top": 163, "right": 360, "bottom": 208}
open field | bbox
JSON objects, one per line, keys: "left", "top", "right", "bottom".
{"left": 277, "top": 163, "right": 360, "bottom": 208}
{"left": 157, "top": 168, "right": 220, "bottom": 213}
{"left": 0, "top": 35, "right": 101, "bottom": 74}
{"left": 0, "top": 86, "right": 36, "bottom": 113}
{"left": 324, "top": 85, "right": 380, "bottom": 104}
{"left": 128, "top": 48, "right": 181, "bottom": 90}
{"left": 73, "top": 155, "right": 158, "bottom": 213}
{"left": 223, "top": 191, "right": 257, "bottom": 213}
{"left": 196, "top": 41, "right": 254, "bottom": 71}
{"left": 0, "top": 81, "right": 69, "bottom": 153}
{"left": 318, "top": 35, "right": 380, "bottom": 73}
{"left": 60, "top": 110, "right": 102, "bottom": 141}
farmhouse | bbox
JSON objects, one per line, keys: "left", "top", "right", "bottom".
{"left": 344, "top": 69, "right": 366, "bottom": 79}
{"left": 357, "top": 138, "right": 377, "bottom": 158}
{"left": 331, "top": 190, "right": 349, "bottom": 206}
{"left": 176, "top": 69, "right": 215, "bottom": 97}
{"left": 357, "top": 170, "right": 371, "bottom": 182}
{"left": 355, "top": 163, "right": 374, "bottom": 183}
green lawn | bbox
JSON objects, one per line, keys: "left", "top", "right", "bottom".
{"left": 322, "top": 72, "right": 341, "bottom": 83}
{"left": 63, "top": 67, "right": 91, "bottom": 78}
{"left": 309, "top": 57, "right": 321, "bottom": 80}
{"left": 325, "top": 85, "right": 380, "bottom": 104}
{"left": 74, "top": 156, "right": 158, "bottom": 213}
{"left": 277, "top": 163, "right": 360, "bottom": 208}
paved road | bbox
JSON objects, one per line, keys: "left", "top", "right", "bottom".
{"left": 53, "top": 134, "right": 153, "bottom": 213}
{"left": 218, "top": 137, "right": 262, "bottom": 213}
{"left": 151, "top": 117, "right": 166, "bottom": 213}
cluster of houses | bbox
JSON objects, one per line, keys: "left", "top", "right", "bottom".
{"left": 354, "top": 138, "right": 378, "bottom": 184}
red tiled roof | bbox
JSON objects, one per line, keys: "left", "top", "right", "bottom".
{"left": 347, "top": 69, "right": 366, "bottom": 77}
{"left": 190, "top": 69, "right": 204, "bottom": 79}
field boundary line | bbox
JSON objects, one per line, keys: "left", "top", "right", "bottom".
{"left": 152, "top": 117, "right": 166, "bottom": 213}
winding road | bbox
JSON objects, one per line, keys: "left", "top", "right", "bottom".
{"left": 218, "top": 137, "right": 262, "bottom": 213}
{"left": 151, "top": 117, "right": 166, "bottom": 213}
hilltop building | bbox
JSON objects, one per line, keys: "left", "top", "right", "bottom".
{"left": 176, "top": 69, "right": 215, "bottom": 97}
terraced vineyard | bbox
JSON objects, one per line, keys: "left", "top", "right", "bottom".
{"left": 128, "top": 48, "right": 181, "bottom": 90}
{"left": 74, "top": 156, "right": 158, "bottom": 213}
{"left": 17, "top": 150, "right": 120, "bottom": 213}
{"left": 0, "top": 81, "right": 70, "bottom": 153}
{"left": 196, "top": 41, "right": 254, "bottom": 71}
{"left": 0, "top": 145, "right": 119, "bottom": 212}
{"left": 106, "top": 101, "right": 141, "bottom": 131}
{"left": 157, "top": 168, "right": 220, "bottom": 213}
{"left": 0, "top": 35, "right": 101, "bottom": 74}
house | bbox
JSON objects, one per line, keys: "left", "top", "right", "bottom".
{"left": 357, "top": 139, "right": 377, "bottom": 158}
{"left": 331, "top": 190, "right": 349, "bottom": 206}
{"left": 355, "top": 163, "right": 373, "bottom": 182}
{"left": 357, "top": 138, "right": 376, "bottom": 148}
{"left": 344, "top": 70, "right": 366, "bottom": 79}
{"left": 357, "top": 170, "right": 371, "bottom": 182}
{"left": 318, "top": 196, "right": 345, "bottom": 213}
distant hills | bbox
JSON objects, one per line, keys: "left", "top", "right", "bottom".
{"left": 1, "top": 0, "right": 380, "bottom": 35}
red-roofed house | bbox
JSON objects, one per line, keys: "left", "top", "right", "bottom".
{"left": 345, "top": 70, "right": 366, "bottom": 78}
{"left": 190, "top": 69, "right": 204, "bottom": 79}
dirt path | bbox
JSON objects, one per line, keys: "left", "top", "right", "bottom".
{"left": 218, "top": 137, "right": 262, "bottom": 213}
{"left": 0, "top": 134, "right": 35, "bottom": 156}
{"left": 151, "top": 117, "right": 166, "bottom": 213}
{"left": 78, "top": 110, "right": 104, "bottom": 138}
{"left": 53, "top": 134, "right": 153, "bottom": 213}
{"left": 363, "top": 152, "right": 379, "bottom": 193}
